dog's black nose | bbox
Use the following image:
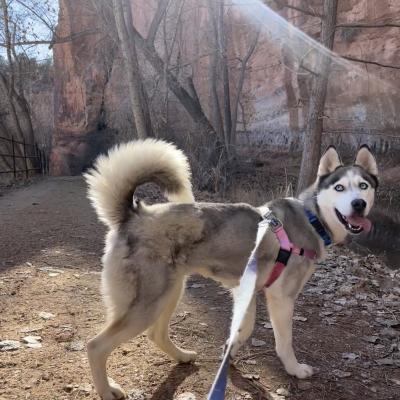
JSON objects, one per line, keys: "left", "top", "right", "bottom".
{"left": 351, "top": 199, "right": 367, "bottom": 214}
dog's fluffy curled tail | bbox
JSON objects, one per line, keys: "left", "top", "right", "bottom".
{"left": 84, "top": 139, "right": 194, "bottom": 228}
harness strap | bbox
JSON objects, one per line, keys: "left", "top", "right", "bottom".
{"left": 304, "top": 208, "right": 332, "bottom": 246}
{"left": 263, "top": 212, "right": 317, "bottom": 288}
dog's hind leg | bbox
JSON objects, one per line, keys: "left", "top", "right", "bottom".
{"left": 87, "top": 316, "right": 137, "bottom": 400}
{"left": 265, "top": 290, "right": 313, "bottom": 379}
{"left": 147, "top": 276, "right": 197, "bottom": 363}
{"left": 87, "top": 269, "right": 187, "bottom": 399}
{"left": 230, "top": 294, "right": 256, "bottom": 358}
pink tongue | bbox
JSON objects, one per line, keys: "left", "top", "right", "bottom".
{"left": 347, "top": 216, "right": 372, "bottom": 233}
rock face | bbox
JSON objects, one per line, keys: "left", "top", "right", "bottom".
{"left": 51, "top": 0, "right": 400, "bottom": 175}
{"left": 50, "top": 0, "right": 115, "bottom": 175}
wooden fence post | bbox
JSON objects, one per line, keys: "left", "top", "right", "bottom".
{"left": 11, "top": 136, "right": 16, "bottom": 179}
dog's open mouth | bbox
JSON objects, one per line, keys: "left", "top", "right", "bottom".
{"left": 335, "top": 209, "right": 372, "bottom": 234}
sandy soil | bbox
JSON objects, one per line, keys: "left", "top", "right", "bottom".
{"left": 0, "top": 177, "right": 399, "bottom": 400}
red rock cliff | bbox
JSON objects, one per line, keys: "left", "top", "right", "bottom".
{"left": 51, "top": 0, "right": 400, "bottom": 175}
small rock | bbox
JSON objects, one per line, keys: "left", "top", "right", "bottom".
{"left": 66, "top": 341, "right": 84, "bottom": 352}
{"left": 251, "top": 338, "right": 266, "bottom": 347}
{"left": 276, "top": 387, "right": 290, "bottom": 396}
{"left": 22, "top": 336, "right": 42, "bottom": 349}
{"left": 342, "top": 352, "right": 359, "bottom": 361}
{"left": 319, "top": 311, "right": 333, "bottom": 317}
{"left": 176, "top": 311, "right": 190, "bottom": 318}
{"left": 38, "top": 311, "right": 55, "bottom": 320}
{"left": 263, "top": 322, "right": 273, "bottom": 329}
{"left": 380, "top": 328, "right": 400, "bottom": 339}
{"left": 0, "top": 340, "right": 21, "bottom": 351}
{"left": 389, "top": 378, "right": 400, "bottom": 385}
{"left": 175, "top": 393, "right": 196, "bottom": 400}
{"left": 20, "top": 326, "right": 42, "bottom": 334}
{"left": 376, "top": 358, "right": 399, "bottom": 366}
{"left": 77, "top": 383, "right": 92, "bottom": 394}
{"left": 362, "top": 336, "right": 379, "bottom": 344}
{"left": 242, "top": 373, "right": 260, "bottom": 380}
{"left": 244, "top": 359, "right": 257, "bottom": 365}
{"left": 48, "top": 272, "right": 60, "bottom": 277}
{"left": 333, "top": 369, "right": 352, "bottom": 378}
{"left": 22, "top": 335, "right": 42, "bottom": 344}
{"left": 293, "top": 316, "right": 307, "bottom": 322}
{"left": 26, "top": 342, "right": 42, "bottom": 349}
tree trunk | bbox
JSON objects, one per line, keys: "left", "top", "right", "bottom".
{"left": 207, "top": 0, "right": 224, "bottom": 141}
{"left": 297, "top": 0, "right": 338, "bottom": 194}
{"left": 113, "top": 0, "right": 148, "bottom": 139}
{"left": 217, "top": 2, "right": 232, "bottom": 156}
{"left": 123, "top": 0, "right": 154, "bottom": 137}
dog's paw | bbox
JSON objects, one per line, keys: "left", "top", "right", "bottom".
{"left": 101, "top": 381, "right": 126, "bottom": 400}
{"left": 229, "top": 341, "right": 242, "bottom": 359}
{"left": 176, "top": 350, "right": 197, "bottom": 363}
{"left": 287, "top": 363, "right": 314, "bottom": 379}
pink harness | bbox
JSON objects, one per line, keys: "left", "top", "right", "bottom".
{"left": 263, "top": 212, "right": 318, "bottom": 288}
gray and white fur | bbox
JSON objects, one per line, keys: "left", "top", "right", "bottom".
{"left": 84, "top": 140, "right": 378, "bottom": 400}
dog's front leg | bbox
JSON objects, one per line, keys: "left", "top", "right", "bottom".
{"left": 265, "top": 290, "right": 313, "bottom": 379}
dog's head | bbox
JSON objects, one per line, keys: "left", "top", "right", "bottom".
{"left": 315, "top": 145, "right": 378, "bottom": 243}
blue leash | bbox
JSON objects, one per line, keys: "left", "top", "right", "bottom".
{"left": 207, "top": 217, "right": 270, "bottom": 400}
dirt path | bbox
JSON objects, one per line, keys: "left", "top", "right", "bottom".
{"left": 0, "top": 177, "right": 399, "bottom": 400}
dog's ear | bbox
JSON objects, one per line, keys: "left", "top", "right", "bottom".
{"left": 317, "top": 146, "right": 342, "bottom": 176}
{"left": 354, "top": 145, "right": 378, "bottom": 176}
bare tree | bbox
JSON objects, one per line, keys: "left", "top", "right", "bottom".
{"left": 217, "top": 1, "right": 233, "bottom": 156}
{"left": 297, "top": 0, "right": 338, "bottom": 193}
{"left": 207, "top": 0, "right": 260, "bottom": 157}
{"left": 230, "top": 26, "right": 260, "bottom": 149}
{"left": 113, "top": 0, "right": 150, "bottom": 139}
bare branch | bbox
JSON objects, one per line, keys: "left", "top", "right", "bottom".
{"left": 342, "top": 55, "right": 400, "bottom": 70}
{"left": 146, "top": 0, "right": 170, "bottom": 46}
{"left": 337, "top": 21, "right": 400, "bottom": 29}
{"left": 0, "top": 28, "right": 100, "bottom": 49}
{"left": 14, "top": 0, "right": 55, "bottom": 34}
{"left": 275, "top": 0, "right": 322, "bottom": 18}
{"left": 0, "top": 40, "right": 52, "bottom": 47}
{"left": 131, "top": 25, "right": 216, "bottom": 137}
{"left": 231, "top": 26, "right": 260, "bottom": 147}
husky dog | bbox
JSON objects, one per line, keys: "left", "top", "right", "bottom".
{"left": 85, "top": 140, "right": 378, "bottom": 399}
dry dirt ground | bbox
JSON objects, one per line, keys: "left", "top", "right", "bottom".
{"left": 0, "top": 177, "right": 399, "bottom": 400}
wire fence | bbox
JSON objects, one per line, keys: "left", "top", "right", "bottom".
{"left": 0, "top": 135, "right": 48, "bottom": 179}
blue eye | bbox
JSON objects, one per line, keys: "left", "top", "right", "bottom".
{"left": 334, "top": 184, "right": 345, "bottom": 192}
{"left": 359, "top": 182, "right": 368, "bottom": 190}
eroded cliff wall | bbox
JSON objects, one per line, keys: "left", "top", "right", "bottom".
{"left": 51, "top": 0, "right": 400, "bottom": 175}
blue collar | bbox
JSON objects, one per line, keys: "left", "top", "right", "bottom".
{"left": 304, "top": 208, "right": 332, "bottom": 246}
